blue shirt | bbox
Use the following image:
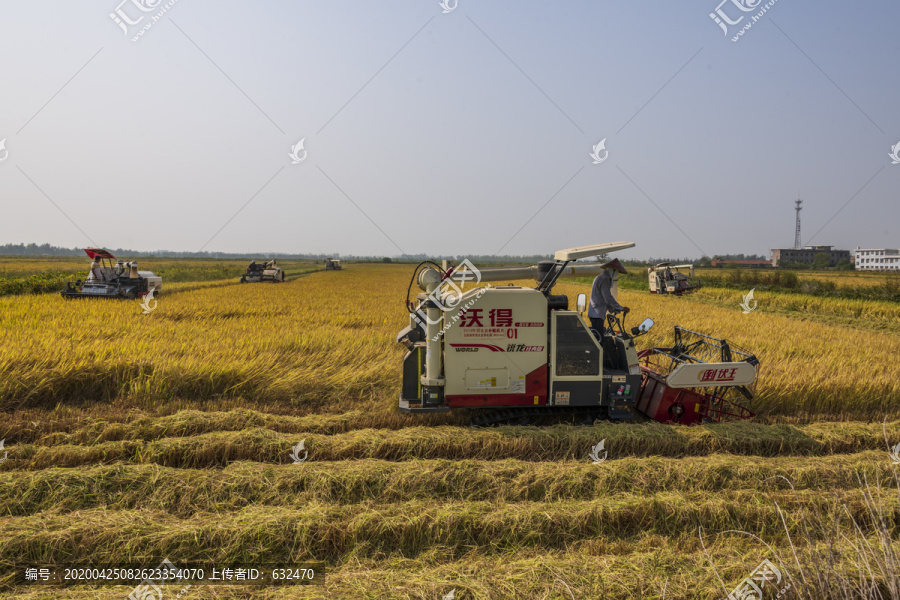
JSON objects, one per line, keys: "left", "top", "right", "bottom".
{"left": 588, "top": 270, "right": 624, "bottom": 318}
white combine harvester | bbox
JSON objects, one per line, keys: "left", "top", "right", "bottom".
{"left": 648, "top": 262, "right": 701, "bottom": 296}
{"left": 240, "top": 260, "right": 284, "bottom": 283}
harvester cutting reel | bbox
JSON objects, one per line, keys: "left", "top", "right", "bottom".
{"left": 636, "top": 326, "right": 760, "bottom": 424}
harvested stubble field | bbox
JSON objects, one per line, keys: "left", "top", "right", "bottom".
{"left": 1, "top": 262, "right": 900, "bottom": 599}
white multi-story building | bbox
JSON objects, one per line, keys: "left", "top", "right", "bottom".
{"left": 854, "top": 248, "right": 900, "bottom": 271}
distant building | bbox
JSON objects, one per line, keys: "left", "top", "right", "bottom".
{"left": 711, "top": 259, "right": 772, "bottom": 268}
{"left": 854, "top": 248, "right": 900, "bottom": 271}
{"left": 771, "top": 245, "right": 850, "bottom": 267}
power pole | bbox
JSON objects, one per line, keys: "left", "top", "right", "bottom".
{"left": 794, "top": 199, "right": 803, "bottom": 249}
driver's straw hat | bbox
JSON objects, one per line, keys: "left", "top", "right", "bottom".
{"left": 600, "top": 258, "right": 628, "bottom": 274}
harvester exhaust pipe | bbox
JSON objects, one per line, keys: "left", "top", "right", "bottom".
{"left": 417, "top": 268, "right": 445, "bottom": 406}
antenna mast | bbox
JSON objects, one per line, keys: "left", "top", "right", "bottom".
{"left": 794, "top": 199, "right": 803, "bottom": 249}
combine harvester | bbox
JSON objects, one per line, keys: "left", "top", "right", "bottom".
{"left": 240, "top": 260, "right": 284, "bottom": 283}
{"left": 648, "top": 262, "right": 701, "bottom": 295}
{"left": 324, "top": 258, "right": 343, "bottom": 271}
{"left": 396, "top": 242, "right": 758, "bottom": 426}
{"left": 61, "top": 248, "right": 161, "bottom": 300}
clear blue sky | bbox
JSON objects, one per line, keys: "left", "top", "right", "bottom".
{"left": 1, "top": 0, "right": 897, "bottom": 259}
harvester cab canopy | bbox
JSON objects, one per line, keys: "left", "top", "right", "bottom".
{"left": 84, "top": 248, "right": 118, "bottom": 272}
{"left": 660, "top": 264, "right": 694, "bottom": 277}
{"left": 554, "top": 242, "right": 635, "bottom": 262}
{"left": 82, "top": 248, "right": 119, "bottom": 281}
{"left": 650, "top": 262, "right": 694, "bottom": 273}
{"left": 84, "top": 248, "right": 117, "bottom": 260}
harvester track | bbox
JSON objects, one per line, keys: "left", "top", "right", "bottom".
{"left": 469, "top": 406, "right": 609, "bottom": 427}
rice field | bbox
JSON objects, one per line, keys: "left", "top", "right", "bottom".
{"left": 0, "top": 257, "right": 321, "bottom": 295}
{"left": 694, "top": 268, "right": 900, "bottom": 289}
{"left": 1, "top": 261, "right": 899, "bottom": 599}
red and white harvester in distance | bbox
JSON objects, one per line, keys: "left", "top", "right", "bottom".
{"left": 397, "top": 242, "right": 758, "bottom": 426}
{"left": 61, "top": 248, "right": 161, "bottom": 300}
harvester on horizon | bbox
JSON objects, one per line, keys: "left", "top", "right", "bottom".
{"left": 396, "top": 242, "right": 757, "bottom": 426}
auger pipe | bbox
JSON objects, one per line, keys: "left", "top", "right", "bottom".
{"left": 416, "top": 241, "right": 636, "bottom": 291}
{"left": 465, "top": 265, "right": 541, "bottom": 283}
{"left": 444, "top": 262, "right": 613, "bottom": 285}
{"left": 416, "top": 268, "right": 445, "bottom": 400}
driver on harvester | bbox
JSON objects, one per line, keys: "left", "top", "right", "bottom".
{"left": 588, "top": 258, "right": 630, "bottom": 333}
{"left": 86, "top": 256, "right": 102, "bottom": 282}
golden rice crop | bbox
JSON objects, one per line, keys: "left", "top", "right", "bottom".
{"left": 694, "top": 267, "right": 900, "bottom": 290}
{"left": 3, "top": 261, "right": 900, "bottom": 600}
{"left": 687, "top": 285, "right": 900, "bottom": 325}
{"left": 0, "top": 263, "right": 898, "bottom": 419}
